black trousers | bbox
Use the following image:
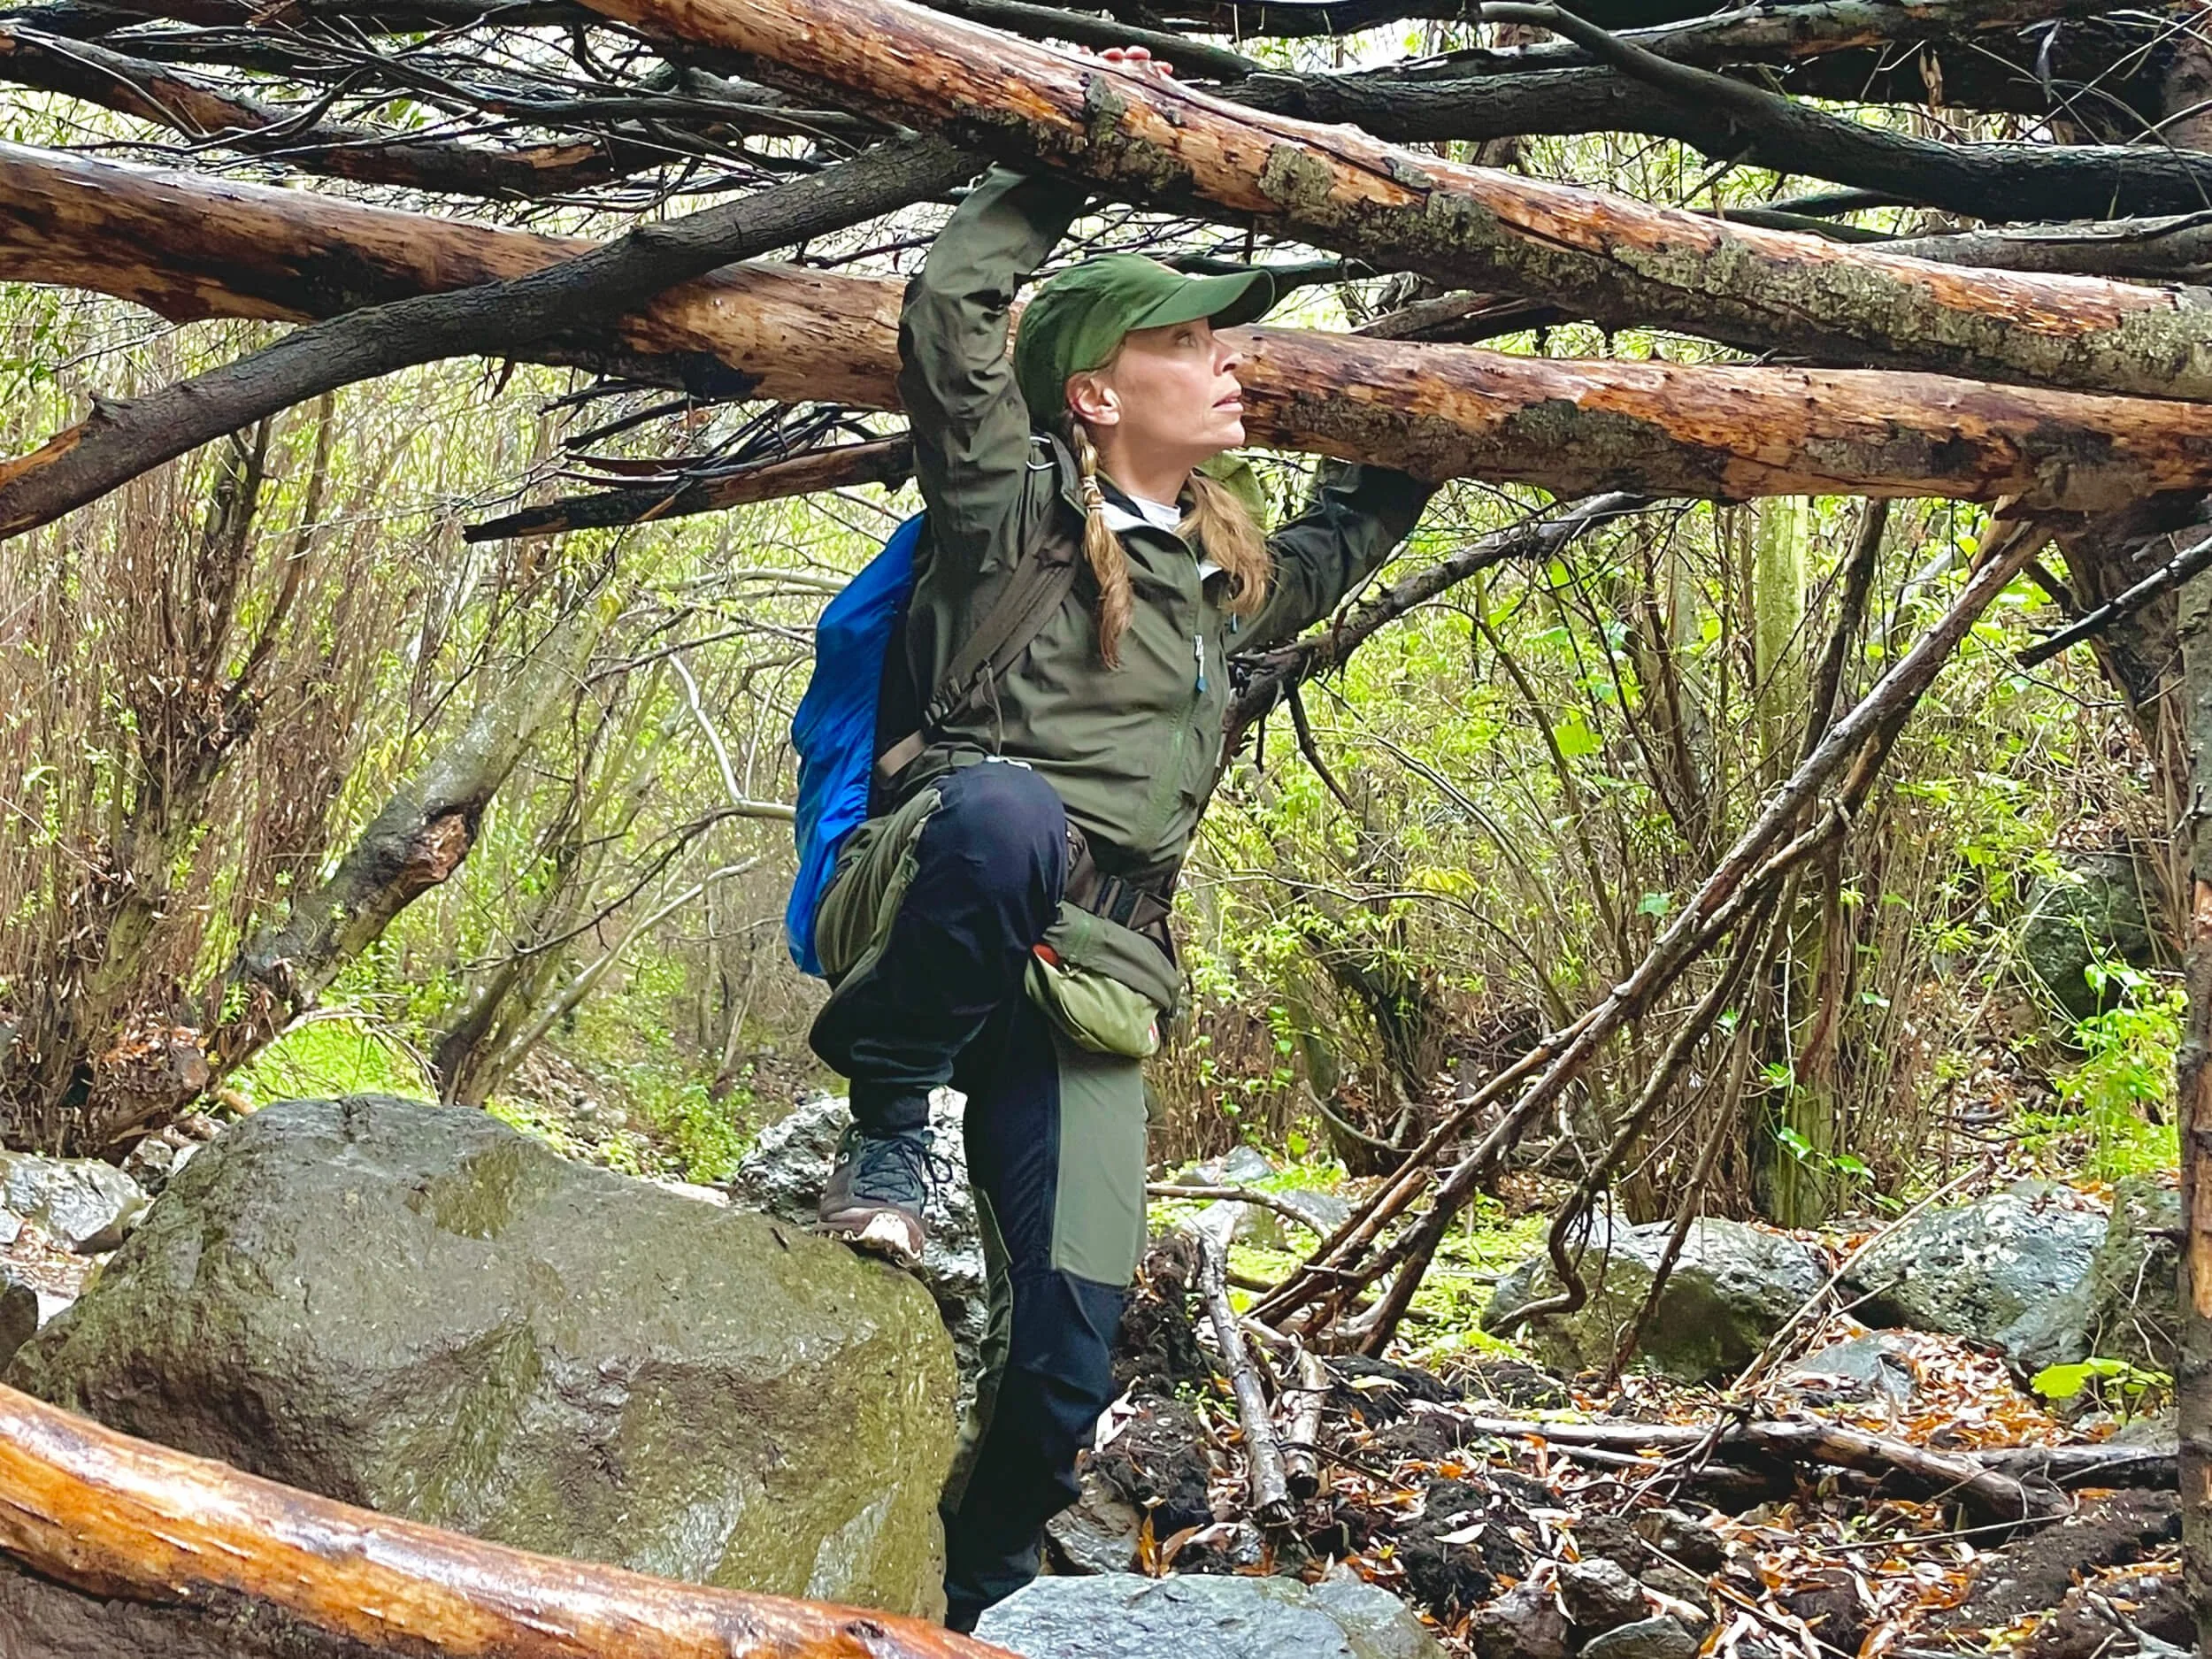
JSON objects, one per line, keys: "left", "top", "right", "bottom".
{"left": 808, "top": 763, "right": 1136, "bottom": 1630}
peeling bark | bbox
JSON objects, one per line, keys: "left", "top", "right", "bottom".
{"left": 0, "top": 1381, "right": 1008, "bottom": 1659}
{"left": 577, "top": 0, "right": 2212, "bottom": 403}
{"left": 16, "top": 146, "right": 2212, "bottom": 513}
{"left": 2177, "top": 571, "right": 2212, "bottom": 1655}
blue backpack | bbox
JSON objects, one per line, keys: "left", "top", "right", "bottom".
{"left": 785, "top": 508, "right": 1079, "bottom": 976}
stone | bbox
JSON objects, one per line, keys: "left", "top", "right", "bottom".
{"left": 977, "top": 1570, "right": 1443, "bottom": 1659}
{"left": 1470, "top": 1579, "right": 1571, "bottom": 1659}
{"left": 1843, "top": 1183, "right": 2108, "bottom": 1354}
{"left": 1484, "top": 1211, "right": 1826, "bottom": 1382}
{"left": 1632, "top": 1509, "right": 1728, "bottom": 1577}
{"left": 0, "top": 1273, "right": 35, "bottom": 1372}
{"left": 1044, "top": 1470, "right": 1144, "bottom": 1575}
{"left": 1557, "top": 1557, "right": 1647, "bottom": 1635}
{"left": 8, "top": 1095, "right": 955, "bottom": 1617}
{"left": 729, "top": 1092, "right": 987, "bottom": 1392}
{"left": 0, "top": 1154, "right": 146, "bottom": 1253}
{"left": 1781, "top": 1333, "right": 1918, "bottom": 1406}
{"left": 2009, "top": 1177, "right": 2179, "bottom": 1379}
{"left": 1579, "top": 1617, "right": 1700, "bottom": 1659}
{"left": 2016, "top": 850, "right": 2162, "bottom": 1022}
{"left": 1240, "top": 1188, "right": 1356, "bottom": 1251}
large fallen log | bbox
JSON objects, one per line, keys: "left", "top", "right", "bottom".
{"left": 572, "top": 0, "right": 2212, "bottom": 405}
{"left": 0, "top": 134, "right": 975, "bottom": 537}
{"left": 0, "top": 1378, "right": 1007, "bottom": 1658}
{"left": 17, "top": 146, "right": 2212, "bottom": 514}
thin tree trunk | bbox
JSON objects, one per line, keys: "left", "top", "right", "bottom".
{"left": 210, "top": 601, "right": 602, "bottom": 1074}
{"left": 2175, "top": 565, "right": 2212, "bottom": 1655}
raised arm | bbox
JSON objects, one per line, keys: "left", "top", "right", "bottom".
{"left": 1240, "top": 463, "right": 1437, "bottom": 652}
{"left": 896, "top": 165, "right": 1085, "bottom": 588}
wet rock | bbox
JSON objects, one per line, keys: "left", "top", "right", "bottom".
{"left": 977, "top": 1568, "right": 1443, "bottom": 1659}
{"left": 2010, "top": 1177, "right": 2179, "bottom": 1379}
{"left": 1486, "top": 1212, "right": 1825, "bottom": 1382}
{"left": 1240, "top": 1189, "right": 1356, "bottom": 1251}
{"left": 729, "top": 1091, "right": 987, "bottom": 1393}
{"left": 119, "top": 1114, "right": 219, "bottom": 1199}
{"left": 2016, "top": 849, "right": 2162, "bottom": 1021}
{"left": 0, "top": 1273, "right": 35, "bottom": 1371}
{"left": 1632, "top": 1509, "right": 1728, "bottom": 1577}
{"left": 0, "top": 1154, "right": 146, "bottom": 1253}
{"left": 1175, "top": 1146, "right": 1278, "bottom": 1187}
{"left": 1045, "top": 1471, "right": 1144, "bottom": 1575}
{"left": 1778, "top": 1570, "right": 1867, "bottom": 1655}
{"left": 10, "top": 1094, "right": 956, "bottom": 1617}
{"left": 1844, "top": 1183, "right": 2107, "bottom": 1354}
{"left": 1781, "top": 1333, "right": 1917, "bottom": 1406}
{"left": 1580, "top": 1617, "right": 1699, "bottom": 1659}
{"left": 1557, "top": 1557, "right": 1647, "bottom": 1636}
{"left": 1470, "top": 1579, "right": 1571, "bottom": 1659}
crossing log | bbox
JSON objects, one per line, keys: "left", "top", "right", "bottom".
{"left": 0, "top": 1379, "right": 1005, "bottom": 1658}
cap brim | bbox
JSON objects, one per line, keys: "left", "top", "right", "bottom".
{"left": 1133, "top": 267, "right": 1277, "bottom": 334}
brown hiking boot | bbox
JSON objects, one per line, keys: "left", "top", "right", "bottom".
{"left": 817, "top": 1122, "right": 932, "bottom": 1266}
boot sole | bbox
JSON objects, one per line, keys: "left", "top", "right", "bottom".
{"left": 817, "top": 1210, "right": 927, "bottom": 1269}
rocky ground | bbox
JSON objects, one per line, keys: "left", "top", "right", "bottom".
{"left": 0, "top": 1089, "right": 2185, "bottom": 1659}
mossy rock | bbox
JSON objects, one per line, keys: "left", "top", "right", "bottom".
{"left": 8, "top": 1094, "right": 954, "bottom": 1618}
{"left": 1485, "top": 1214, "right": 1824, "bottom": 1383}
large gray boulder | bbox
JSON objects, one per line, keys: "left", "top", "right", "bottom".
{"left": 2009, "top": 1177, "right": 2180, "bottom": 1379}
{"left": 977, "top": 1571, "right": 1443, "bottom": 1659}
{"left": 7, "top": 1094, "right": 955, "bottom": 1618}
{"left": 731, "top": 1091, "right": 986, "bottom": 1387}
{"left": 1843, "top": 1183, "right": 2107, "bottom": 1354}
{"left": 1485, "top": 1213, "right": 1825, "bottom": 1382}
{"left": 0, "top": 1152, "right": 146, "bottom": 1252}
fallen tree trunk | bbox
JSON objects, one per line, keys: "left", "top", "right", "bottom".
{"left": 577, "top": 0, "right": 2212, "bottom": 404}
{"left": 19, "top": 147, "right": 2212, "bottom": 515}
{"left": 0, "top": 1379, "right": 1007, "bottom": 1658}
{"left": 1450, "top": 1412, "right": 2108, "bottom": 1519}
{"left": 0, "top": 134, "right": 973, "bottom": 537}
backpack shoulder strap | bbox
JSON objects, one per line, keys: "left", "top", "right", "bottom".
{"left": 875, "top": 435, "right": 1083, "bottom": 784}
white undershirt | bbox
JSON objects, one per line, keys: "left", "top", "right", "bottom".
{"left": 1102, "top": 492, "right": 1224, "bottom": 581}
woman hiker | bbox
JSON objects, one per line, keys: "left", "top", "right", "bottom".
{"left": 803, "top": 60, "right": 1437, "bottom": 1631}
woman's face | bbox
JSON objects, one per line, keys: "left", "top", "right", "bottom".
{"left": 1067, "top": 316, "right": 1248, "bottom": 471}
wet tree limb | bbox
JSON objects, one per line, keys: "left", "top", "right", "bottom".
{"left": 586, "top": 0, "right": 2212, "bottom": 403}
{"left": 0, "top": 1380, "right": 1012, "bottom": 1657}
{"left": 0, "top": 134, "right": 975, "bottom": 538}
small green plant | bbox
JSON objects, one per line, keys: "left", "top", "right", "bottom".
{"left": 2031, "top": 1356, "right": 2173, "bottom": 1420}
{"left": 2049, "top": 961, "right": 2182, "bottom": 1179}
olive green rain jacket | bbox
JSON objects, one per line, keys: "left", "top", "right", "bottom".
{"left": 822, "top": 165, "right": 1434, "bottom": 1022}
{"left": 892, "top": 165, "right": 1435, "bottom": 869}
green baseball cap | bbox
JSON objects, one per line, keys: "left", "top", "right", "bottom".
{"left": 1014, "top": 254, "right": 1276, "bottom": 425}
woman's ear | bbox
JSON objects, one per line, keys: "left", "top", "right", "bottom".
{"left": 1065, "top": 371, "right": 1120, "bottom": 428}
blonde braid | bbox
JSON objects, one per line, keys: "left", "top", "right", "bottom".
{"left": 1069, "top": 424, "right": 1134, "bottom": 667}
{"left": 1181, "top": 472, "right": 1271, "bottom": 617}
